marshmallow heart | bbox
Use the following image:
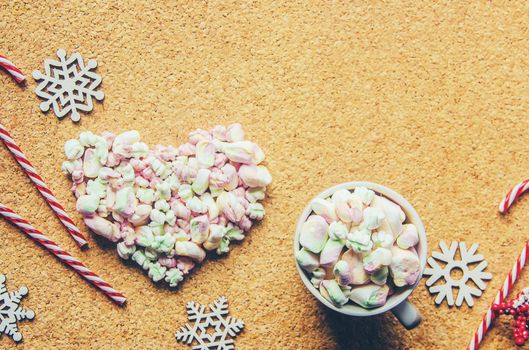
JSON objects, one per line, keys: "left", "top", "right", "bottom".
{"left": 64, "top": 125, "right": 270, "bottom": 287}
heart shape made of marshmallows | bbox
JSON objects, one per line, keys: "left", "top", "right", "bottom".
{"left": 62, "top": 124, "right": 271, "bottom": 287}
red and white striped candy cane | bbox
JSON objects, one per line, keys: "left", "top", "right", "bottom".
{"left": 0, "top": 55, "right": 25, "bottom": 83}
{"left": 0, "top": 123, "right": 88, "bottom": 248}
{"left": 0, "top": 204, "right": 126, "bottom": 305}
{"left": 466, "top": 240, "right": 529, "bottom": 350}
{"left": 499, "top": 178, "right": 529, "bottom": 214}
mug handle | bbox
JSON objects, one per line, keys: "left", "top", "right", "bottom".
{"left": 391, "top": 299, "right": 421, "bottom": 330}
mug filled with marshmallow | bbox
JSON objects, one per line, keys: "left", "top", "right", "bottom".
{"left": 294, "top": 182, "right": 427, "bottom": 329}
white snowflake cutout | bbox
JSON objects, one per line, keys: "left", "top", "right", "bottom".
{"left": 0, "top": 274, "right": 35, "bottom": 342}
{"left": 423, "top": 241, "right": 492, "bottom": 307}
{"left": 32, "top": 49, "right": 104, "bottom": 122}
{"left": 176, "top": 296, "right": 244, "bottom": 350}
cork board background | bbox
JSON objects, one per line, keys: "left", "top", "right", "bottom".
{"left": 2, "top": 1, "right": 529, "bottom": 349}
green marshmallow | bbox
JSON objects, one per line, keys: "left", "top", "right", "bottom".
{"left": 86, "top": 178, "right": 107, "bottom": 198}
{"left": 320, "top": 280, "right": 348, "bottom": 307}
{"left": 131, "top": 250, "right": 150, "bottom": 270}
{"left": 136, "top": 188, "right": 155, "bottom": 204}
{"left": 216, "top": 237, "right": 231, "bottom": 255}
{"left": 132, "top": 142, "right": 149, "bottom": 158}
{"left": 148, "top": 262, "right": 167, "bottom": 282}
{"left": 165, "top": 268, "right": 184, "bottom": 287}
{"left": 114, "top": 187, "right": 135, "bottom": 216}
{"left": 153, "top": 234, "right": 177, "bottom": 253}
{"left": 137, "top": 226, "right": 154, "bottom": 247}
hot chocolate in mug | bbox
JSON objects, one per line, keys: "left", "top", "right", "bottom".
{"left": 293, "top": 181, "right": 427, "bottom": 329}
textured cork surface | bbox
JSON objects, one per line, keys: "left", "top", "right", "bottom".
{"left": 1, "top": 1, "right": 529, "bottom": 349}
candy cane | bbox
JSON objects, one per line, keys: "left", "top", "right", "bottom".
{"left": 499, "top": 179, "right": 529, "bottom": 214}
{"left": 0, "top": 123, "right": 88, "bottom": 248}
{"left": 466, "top": 240, "right": 529, "bottom": 350}
{"left": 0, "top": 55, "right": 25, "bottom": 83}
{"left": 0, "top": 204, "right": 126, "bottom": 305}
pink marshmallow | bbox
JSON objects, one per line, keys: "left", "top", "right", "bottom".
{"left": 159, "top": 256, "right": 178, "bottom": 268}
{"left": 85, "top": 215, "right": 120, "bottom": 242}
{"left": 238, "top": 165, "right": 272, "bottom": 188}
{"left": 176, "top": 257, "right": 195, "bottom": 274}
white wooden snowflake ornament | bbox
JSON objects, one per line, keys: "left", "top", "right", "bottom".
{"left": 423, "top": 241, "right": 492, "bottom": 307}
{"left": 176, "top": 296, "right": 244, "bottom": 350}
{"left": 33, "top": 49, "right": 104, "bottom": 122}
{"left": 0, "top": 274, "right": 35, "bottom": 342}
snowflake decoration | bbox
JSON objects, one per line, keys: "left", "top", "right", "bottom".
{"left": 424, "top": 241, "right": 492, "bottom": 307}
{"left": 0, "top": 274, "right": 35, "bottom": 342}
{"left": 176, "top": 296, "right": 244, "bottom": 350}
{"left": 32, "top": 48, "right": 104, "bottom": 122}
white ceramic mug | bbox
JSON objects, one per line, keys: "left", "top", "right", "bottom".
{"left": 293, "top": 181, "right": 427, "bottom": 330}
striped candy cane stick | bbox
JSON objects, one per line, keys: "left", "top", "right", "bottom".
{"left": 0, "top": 55, "right": 25, "bottom": 83}
{"left": 499, "top": 179, "right": 529, "bottom": 214}
{"left": 467, "top": 240, "right": 529, "bottom": 350}
{"left": 0, "top": 204, "right": 126, "bottom": 305}
{"left": 0, "top": 123, "right": 88, "bottom": 248}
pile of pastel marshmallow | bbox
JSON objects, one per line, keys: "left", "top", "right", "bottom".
{"left": 62, "top": 124, "right": 271, "bottom": 287}
{"left": 296, "top": 187, "right": 420, "bottom": 309}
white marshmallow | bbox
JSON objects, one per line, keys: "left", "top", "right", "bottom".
{"left": 296, "top": 248, "right": 320, "bottom": 273}
{"left": 396, "top": 224, "right": 419, "bottom": 249}
{"left": 64, "top": 139, "right": 84, "bottom": 160}
{"left": 353, "top": 187, "right": 375, "bottom": 205}
{"left": 362, "top": 207, "right": 385, "bottom": 230}
{"left": 389, "top": 246, "right": 420, "bottom": 287}
{"left": 349, "top": 284, "right": 389, "bottom": 309}
{"left": 346, "top": 228, "right": 373, "bottom": 253}
{"left": 327, "top": 221, "right": 348, "bottom": 241}
{"left": 76, "top": 194, "right": 100, "bottom": 216}
{"left": 332, "top": 189, "right": 363, "bottom": 223}
{"left": 371, "top": 195, "right": 405, "bottom": 237}
{"left": 310, "top": 198, "right": 338, "bottom": 224}
{"left": 319, "top": 239, "right": 345, "bottom": 268}
{"left": 341, "top": 249, "right": 369, "bottom": 285}
{"left": 320, "top": 280, "right": 348, "bottom": 307}
{"left": 363, "top": 247, "right": 392, "bottom": 274}
{"left": 83, "top": 148, "right": 102, "bottom": 178}
{"left": 299, "top": 215, "right": 329, "bottom": 254}
{"left": 174, "top": 241, "right": 206, "bottom": 262}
